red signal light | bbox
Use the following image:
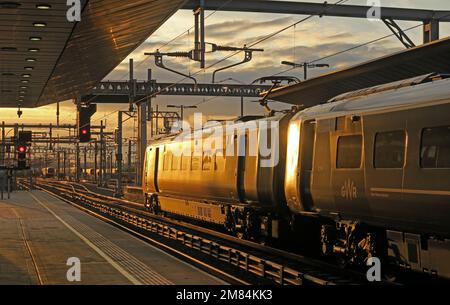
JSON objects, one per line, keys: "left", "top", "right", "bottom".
{"left": 81, "top": 129, "right": 88, "bottom": 135}
{"left": 18, "top": 146, "right": 26, "bottom": 153}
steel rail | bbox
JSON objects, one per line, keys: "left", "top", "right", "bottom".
{"left": 23, "top": 179, "right": 371, "bottom": 285}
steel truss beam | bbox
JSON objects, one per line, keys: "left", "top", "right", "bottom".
{"left": 0, "top": 124, "right": 104, "bottom": 130}
{"left": 82, "top": 81, "right": 271, "bottom": 103}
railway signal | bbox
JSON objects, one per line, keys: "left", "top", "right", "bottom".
{"left": 77, "top": 104, "right": 97, "bottom": 143}
{"left": 17, "top": 142, "right": 28, "bottom": 169}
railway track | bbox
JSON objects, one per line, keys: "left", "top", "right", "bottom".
{"left": 19, "top": 178, "right": 375, "bottom": 285}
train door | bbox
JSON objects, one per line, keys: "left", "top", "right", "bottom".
{"left": 236, "top": 133, "right": 247, "bottom": 202}
{"left": 364, "top": 111, "right": 406, "bottom": 223}
{"left": 154, "top": 147, "right": 160, "bottom": 193}
{"left": 146, "top": 147, "right": 160, "bottom": 194}
{"left": 331, "top": 115, "right": 370, "bottom": 219}
{"left": 299, "top": 120, "right": 316, "bottom": 211}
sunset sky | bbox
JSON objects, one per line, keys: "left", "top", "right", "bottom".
{"left": 2, "top": 0, "right": 450, "bottom": 136}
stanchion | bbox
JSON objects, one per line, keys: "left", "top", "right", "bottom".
{"left": 7, "top": 175, "right": 10, "bottom": 199}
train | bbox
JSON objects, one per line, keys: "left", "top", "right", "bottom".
{"left": 142, "top": 73, "right": 450, "bottom": 279}
{"left": 42, "top": 167, "right": 56, "bottom": 178}
{"left": 82, "top": 168, "right": 136, "bottom": 184}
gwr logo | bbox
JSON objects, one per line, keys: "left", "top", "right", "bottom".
{"left": 341, "top": 179, "right": 358, "bottom": 200}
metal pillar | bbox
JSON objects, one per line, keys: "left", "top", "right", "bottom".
{"left": 94, "top": 141, "right": 98, "bottom": 183}
{"left": 49, "top": 124, "right": 53, "bottom": 150}
{"left": 1, "top": 122, "right": 5, "bottom": 166}
{"left": 194, "top": 1, "right": 205, "bottom": 68}
{"left": 303, "top": 63, "right": 308, "bottom": 81}
{"left": 57, "top": 151, "right": 61, "bottom": 180}
{"left": 13, "top": 124, "right": 18, "bottom": 152}
{"left": 83, "top": 146, "right": 87, "bottom": 180}
{"left": 155, "top": 105, "right": 159, "bottom": 136}
{"left": 99, "top": 121, "right": 105, "bottom": 187}
{"left": 136, "top": 102, "right": 147, "bottom": 186}
{"left": 424, "top": 20, "right": 439, "bottom": 43}
{"left": 75, "top": 142, "right": 81, "bottom": 182}
{"left": 129, "top": 59, "right": 136, "bottom": 112}
{"left": 147, "top": 69, "right": 153, "bottom": 138}
{"left": 109, "top": 151, "right": 113, "bottom": 176}
{"left": 127, "top": 139, "right": 132, "bottom": 172}
{"left": 63, "top": 151, "right": 67, "bottom": 179}
{"left": 116, "top": 111, "right": 123, "bottom": 197}
{"left": 56, "top": 101, "right": 60, "bottom": 128}
{"left": 240, "top": 96, "right": 244, "bottom": 117}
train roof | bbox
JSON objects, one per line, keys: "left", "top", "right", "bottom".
{"left": 147, "top": 113, "right": 288, "bottom": 147}
{"left": 295, "top": 73, "right": 450, "bottom": 119}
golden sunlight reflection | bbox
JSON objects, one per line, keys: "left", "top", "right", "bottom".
{"left": 285, "top": 121, "right": 300, "bottom": 184}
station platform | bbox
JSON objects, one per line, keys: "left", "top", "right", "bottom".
{"left": 0, "top": 190, "right": 227, "bottom": 285}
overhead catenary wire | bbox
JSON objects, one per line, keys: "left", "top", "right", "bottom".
{"left": 103, "top": 0, "right": 235, "bottom": 86}
{"left": 90, "top": 0, "right": 430, "bottom": 121}
{"left": 194, "top": 22, "right": 425, "bottom": 107}
{"left": 270, "top": 23, "right": 424, "bottom": 78}
{"left": 85, "top": 0, "right": 236, "bottom": 125}
{"left": 78, "top": 0, "right": 352, "bottom": 131}
{"left": 125, "top": 0, "right": 351, "bottom": 109}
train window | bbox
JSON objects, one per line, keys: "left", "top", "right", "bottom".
{"left": 421, "top": 126, "right": 450, "bottom": 168}
{"left": 191, "top": 156, "right": 201, "bottom": 170}
{"left": 374, "top": 131, "right": 406, "bottom": 169}
{"left": 203, "top": 151, "right": 212, "bottom": 171}
{"left": 336, "top": 135, "right": 363, "bottom": 169}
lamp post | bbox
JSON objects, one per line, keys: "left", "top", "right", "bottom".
{"left": 281, "top": 61, "right": 330, "bottom": 80}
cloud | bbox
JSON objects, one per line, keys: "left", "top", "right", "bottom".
{"left": 18, "top": 0, "right": 450, "bottom": 128}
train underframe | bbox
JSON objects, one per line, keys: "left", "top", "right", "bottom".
{"left": 144, "top": 193, "right": 289, "bottom": 242}
{"left": 317, "top": 217, "right": 450, "bottom": 279}
{"left": 144, "top": 193, "right": 450, "bottom": 280}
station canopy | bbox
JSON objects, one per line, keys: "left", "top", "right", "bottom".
{"left": 0, "top": 0, "right": 186, "bottom": 108}
{"left": 267, "top": 37, "right": 450, "bottom": 106}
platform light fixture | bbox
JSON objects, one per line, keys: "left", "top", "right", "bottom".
{"left": 33, "top": 22, "right": 47, "bottom": 27}
{"left": 28, "top": 48, "right": 40, "bottom": 52}
{"left": 29, "top": 37, "right": 42, "bottom": 41}
{"left": 36, "top": 4, "right": 51, "bottom": 10}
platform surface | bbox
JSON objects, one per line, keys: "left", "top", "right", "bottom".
{"left": 0, "top": 190, "right": 227, "bottom": 285}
